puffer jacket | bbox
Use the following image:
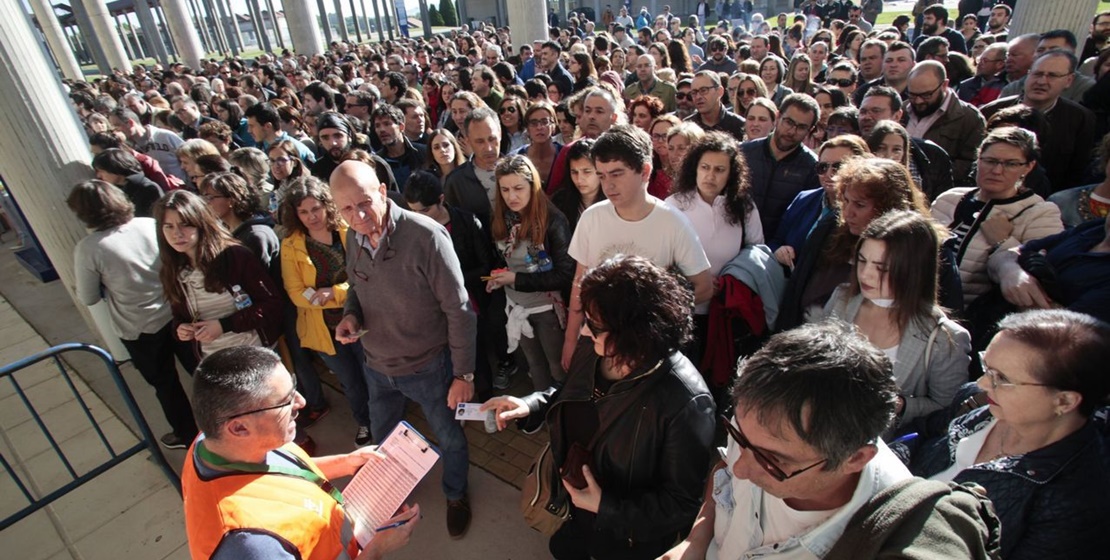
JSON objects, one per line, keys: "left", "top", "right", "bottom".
{"left": 520, "top": 339, "right": 715, "bottom": 555}
{"left": 931, "top": 187, "right": 1063, "bottom": 304}
{"left": 906, "top": 406, "right": 1110, "bottom": 560}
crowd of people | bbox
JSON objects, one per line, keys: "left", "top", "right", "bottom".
{"left": 61, "top": 1, "right": 1110, "bottom": 559}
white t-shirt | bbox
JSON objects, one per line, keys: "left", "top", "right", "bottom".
{"left": 135, "top": 125, "right": 186, "bottom": 181}
{"left": 568, "top": 197, "right": 710, "bottom": 275}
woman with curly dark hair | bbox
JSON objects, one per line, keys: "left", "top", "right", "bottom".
{"left": 627, "top": 94, "right": 665, "bottom": 132}
{"left": 482, "top": 255, "right": 715, "bottom": 560}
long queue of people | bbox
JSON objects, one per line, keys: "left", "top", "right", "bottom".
{"left": 61, "top": 4, "right": 1110, "bottom": 559}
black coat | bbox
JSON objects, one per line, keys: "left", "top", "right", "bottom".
{"left": 120, "top": 172, "right": 163, "bottom": 218}
{"left": 520, "top": 342, "right": 715, "bottom": 558}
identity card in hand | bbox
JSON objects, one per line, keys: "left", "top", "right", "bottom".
{"left": 342, "top": 421, "right": 439, "bottom": 546}
{"left": 455, "top": 402, "right": 490, "bottom": 421}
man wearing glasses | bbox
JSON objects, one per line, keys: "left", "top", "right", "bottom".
{"left": 331, "top": 160, "right": 477, "bottom": 539}
{"left": 685, "top": 71, "right": 745, "bottom": 141}
{"left": 903, "top": 61, "right": 985, "bottom": 186}
{"left": 659, "top": 321, "right": 999, "bottom": 559}
{"left": 697, "top": 36, "right": 738, "bottom": 75}
{"left": 182, "top": 346, "right": 419, "bottom": 560}
{"left": 739, "top": 93, "right": 820, "bottom": 240}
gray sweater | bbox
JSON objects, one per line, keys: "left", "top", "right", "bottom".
{"left": 73, "top": 218, "right": 172, "bottom": 339}
{"left": 344, "top": 201, "right": 477, "bottom": 376}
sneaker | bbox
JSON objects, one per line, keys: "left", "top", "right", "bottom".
{"left": 493, "top": 358, "right": 518, "bottom": 390}
{"left": 297, "top": 404, "right": 330, "bottom": 429}
{"left": 446, "top": 496, "right": 472, "bottom": 539}
{"left": 355, "top": 425, "right": 372, "bottom": 447}
{"left": 159, "top": 432, "right": 189, "bottom": 450}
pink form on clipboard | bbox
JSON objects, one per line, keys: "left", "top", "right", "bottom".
{"left": 341, "top": 421, "right": 440, "bottom": 546}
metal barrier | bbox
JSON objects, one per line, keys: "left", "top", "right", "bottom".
{"left": 0, "top": 343, "right": 180, "bottom": 531}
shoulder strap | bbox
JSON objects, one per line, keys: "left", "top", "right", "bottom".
{"left": 923, "top": 321, "right": 941, "bottom": 371}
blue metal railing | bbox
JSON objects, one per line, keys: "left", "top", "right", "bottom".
{"left": 0, "top": 343, "right": 180, "bottom": 531}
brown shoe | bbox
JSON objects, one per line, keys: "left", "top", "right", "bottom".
{"left": 446, "top": 496, "right": 471, "bottom": 539}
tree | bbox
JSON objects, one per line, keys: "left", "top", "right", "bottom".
{"left": 429, "top": 6, "right": 444, "bottom": 26}
{"left": 439, "top": 0, "right": 458, "bottom": 27}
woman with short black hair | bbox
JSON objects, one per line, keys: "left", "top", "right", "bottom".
{"left": 91, "top": 148, "right": 163, "bottom": 217}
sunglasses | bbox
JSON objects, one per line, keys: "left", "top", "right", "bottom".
{"left": 827, "top": 78, "right": 855, "bottom": 87}
{"left": 738, "top": 88, "right": 758, "bottom": 97}
{"left": 719, "top": 415, "right": 827, "bottom": 482}
{"left": 815, "top": 161, "right": 843, "bottom": 175}
{"left": 500, "top": 106, "right": 518, "bottom": 114}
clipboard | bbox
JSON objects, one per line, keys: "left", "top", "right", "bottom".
{"left": 342, "top": 421, "right": 440, "bottom": 546}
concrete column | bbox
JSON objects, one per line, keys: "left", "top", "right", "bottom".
{"left": 70, "top": 0, "right": 111, "bottom": 74}
{"left": 315, "top": 0, "right": 334, "bottom": 45}
{"left": 27, "top": 0, "right": 83, "bottom": 80}
{"left": 265, "top": 0, "right": 285, "bottom": 48}
{"left": 161, "top": 0, "right": 205, "bottom": 68}
{"left": 417, "top": 0, "right": 431, "bottom": 39}
{"left": 132, "top": 0, "right": 170, "bottom": 64}
{"left": 286, "top": 0, "right": 325, "bottom": 55}
{"left": 507, "top": 0, "right": 547, "bottom": 50}
{"left": 114, "top": 15, "right": 136, "bottom": 61}
{"left": 126, "top": 14, "right": 146, "bottom": 60}
{"left": 202, "top": 0, "right": 230, "bottom": 54}
{"left": 349, "top": 0, "right": 363, "bottom": 43}
{"left": 188, "top": 0, "right": 214, "bottom": 53}
{"left": 0, "top": 0, "right": 107, "bottom": 346}
{"left": 334, "top": 0, "right": 350, "bottom": 42}
{"left": 382, "top": 0, "right": 394, "bottom": 40}
{"left": 81, "top": 0, "right": 131, "bottom": 72}
{"left": 248, "top": 0, "right": 272, "bottom": 51}
{"left": 368, "top": 0, "right": 384, "bottom": 42}
{"left": 215, "top": 0, "right": 241, "bottom": 55}
{"left": 1011, "top": 0, "right": 1099, "bottom": 43}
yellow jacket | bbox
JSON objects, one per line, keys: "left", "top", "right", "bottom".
{"left": 280, "top": 226, "right": 350, "bottom": 355}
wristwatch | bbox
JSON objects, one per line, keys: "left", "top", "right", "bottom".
{"left": 454, "top": 373, "right": 475, "bottom": 383}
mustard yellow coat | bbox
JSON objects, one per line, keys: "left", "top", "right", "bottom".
{"left": 280, "top": 225, "right": 350, "bottom": 355}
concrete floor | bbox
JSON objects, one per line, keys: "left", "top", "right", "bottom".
{"left": 0, "top": 238, "right": 550, "bottom": 558}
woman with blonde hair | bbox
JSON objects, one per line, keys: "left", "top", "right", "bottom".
{"left": 485, "top": 155, "right": 575, "bottom": 390}
{"left": 176, "top": 139, "right": 220, "bottom": 189}
{"left": 783, "top": 53, "right": 816, "bottom": 96}
{"left": 729, "top": 73, "right": 769, "bottom": 119}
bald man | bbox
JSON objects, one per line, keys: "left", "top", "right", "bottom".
{"left": 331, "top": 160, "right": 477, "bottom": 539}
{"left": 903, "top": 60, "right": 985, "bottom": 185}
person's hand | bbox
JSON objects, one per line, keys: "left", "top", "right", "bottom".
{"left": 311, "top": 287, "right": 336, "bottom": 306}
{"left": 999, "top": 267, "right": 1055, "bottom": 309}
{"left": 480, "top": 396, "right": 530, "bottom": 430}
{"left": 485, "top": 270, "right": 517, "bottom": 293}
{"left": 562, "top": 465, "right": 602, "bottom": 513}
{"left": 657, "top": 540, "right": 706, "bottom": 560}
{"left": 176, "top": 323, "right": 196, "bottom": 341}
{"left": 335, "top": 315, "right": 362, "bottom": 344}
{"left": 774, "top": 245, "right": 796, "bottom": 269}
{"left": 979, "top": 212, "right": 1013, "bottom": 247}
{"left": 447, "top": 377, "right": 474, "bottom": 409}
{"left": 357, "top": 504, "right": 420, "bottom": 560}
{"left": 343, "top": 445, "right": 387, "bottom": 476}
{"left": 192, "top": 320, "right": 224, "bottom": 343}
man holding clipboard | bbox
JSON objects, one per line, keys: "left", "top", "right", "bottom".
{"left": 182, "top": 346, "right": 420, "bottom": 560}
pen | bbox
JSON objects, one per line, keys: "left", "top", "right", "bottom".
{"left": 480, "top": 276, "right": 494, "bottom": 281}
{"left": 890, "top": 432, "right": 918, "bottom": 445}
{"left": 374, "top": 517, "right": 413, "bottom": 532}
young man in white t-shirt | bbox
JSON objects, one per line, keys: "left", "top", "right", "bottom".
{"left": 561, "top": 124, "right": 712, "bottom": 369}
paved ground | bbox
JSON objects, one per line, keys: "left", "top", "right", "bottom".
{"left": 0, "top": 237, "right": 551, "bottom": 559}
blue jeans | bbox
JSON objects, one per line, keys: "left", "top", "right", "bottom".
{"left": 363, "top": 348, "right": 469, "bottom": 500}
{"left": 317, "top": 340, "right": 371, "bottom": 427}
{"left": 285, "top": 306, "right": 327, "bottom": 410}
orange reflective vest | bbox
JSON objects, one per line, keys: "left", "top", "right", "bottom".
{"left": 182, "top": 440, "right": 359, "bottom": 560}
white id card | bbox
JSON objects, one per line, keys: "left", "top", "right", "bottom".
{"left": 454, "top": 402, "right": 490, "bottom": 421}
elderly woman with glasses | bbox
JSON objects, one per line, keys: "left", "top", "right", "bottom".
{"left": 482, "top": 255, "right": 714, "bottom": 560}
{"left": 898, "top": 309, "right": 1110, "bottom": 560}
{"left": 513, "top": 102, "right": 564, "bottom": 187}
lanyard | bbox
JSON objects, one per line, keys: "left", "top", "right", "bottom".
{"left": 196, "top": 441, "right": 345, "bottom": 506}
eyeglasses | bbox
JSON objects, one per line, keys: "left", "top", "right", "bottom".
{"left": 778, "top": 115, "right": 814, "bottom": 132}
{"left": 1029, "top": 70, "right": 1070, "bottom": 81}
{"left": 710, "top": 45, "right": 725, "bottom": 52}
{"left": 827, "top": 78, "right": 855, "bottom": 87}
{"left": 527, "top": 117, "right": 553, "bottom": 127}
{"left": 905, "top": 82, "right": 944, "bottom": 100}
{"left": 269, "top": 156, "right": 292, "bottom": 165}
{"left": 584, "top": 314, "right": 608, "bottom": 337}
{"left": 978, "top": 157, "right": 1028, "bottom": 171}
{"left": 201, "top": 194, "right": 227, "bottom": 202}
{"left": 815, "top": 161, "right": 843, "bottom": 175}
{"left": 978, "top": 352, "right": 1052, "bottom": 390}
{"left": 223, "top": 377, "right": 298, "bottom": 421}
{"left": 651, "top": 132, "right": 669, "bottom": 142}
{"left": 720, "top": 415, "right": 827, "bottom": 482}
{"left": 691, "top": 85, "right": 719, "bottom": 98}
{"left": 500, "top": 106, "right": 518, "bottom": 114}
{"left": 676, "top": 92, "right": 691, "bottom": 100}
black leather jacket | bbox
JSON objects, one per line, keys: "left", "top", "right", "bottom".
{"left": 521, "top": 340, "right": 716, "bottom": 553}
{"left": 905, "top": 406, "right": 1110, "bottom": 560}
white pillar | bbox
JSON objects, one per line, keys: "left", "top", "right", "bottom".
{"left": 133, "top": 0, "right": 171, "bottom": 65}
{"left": 286, "top": 0, "right": 325, "bottom": 55}
{"left": 1010, "top": 0, "right": 1099, "bottom": 45}
{"left": 27, "top": 0, "right": 83, "bottom": 80}
{"left": 82, "top": 0, "right": 131, "bottom": 72}
{"left": 507, "top": 0, "right": 547, "bottom": 50}
{"left": 0, "top": 1, "right": 108, "bottom": 347}
{"left": 161, "top": 0, "right": 206, "bottom": 69}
